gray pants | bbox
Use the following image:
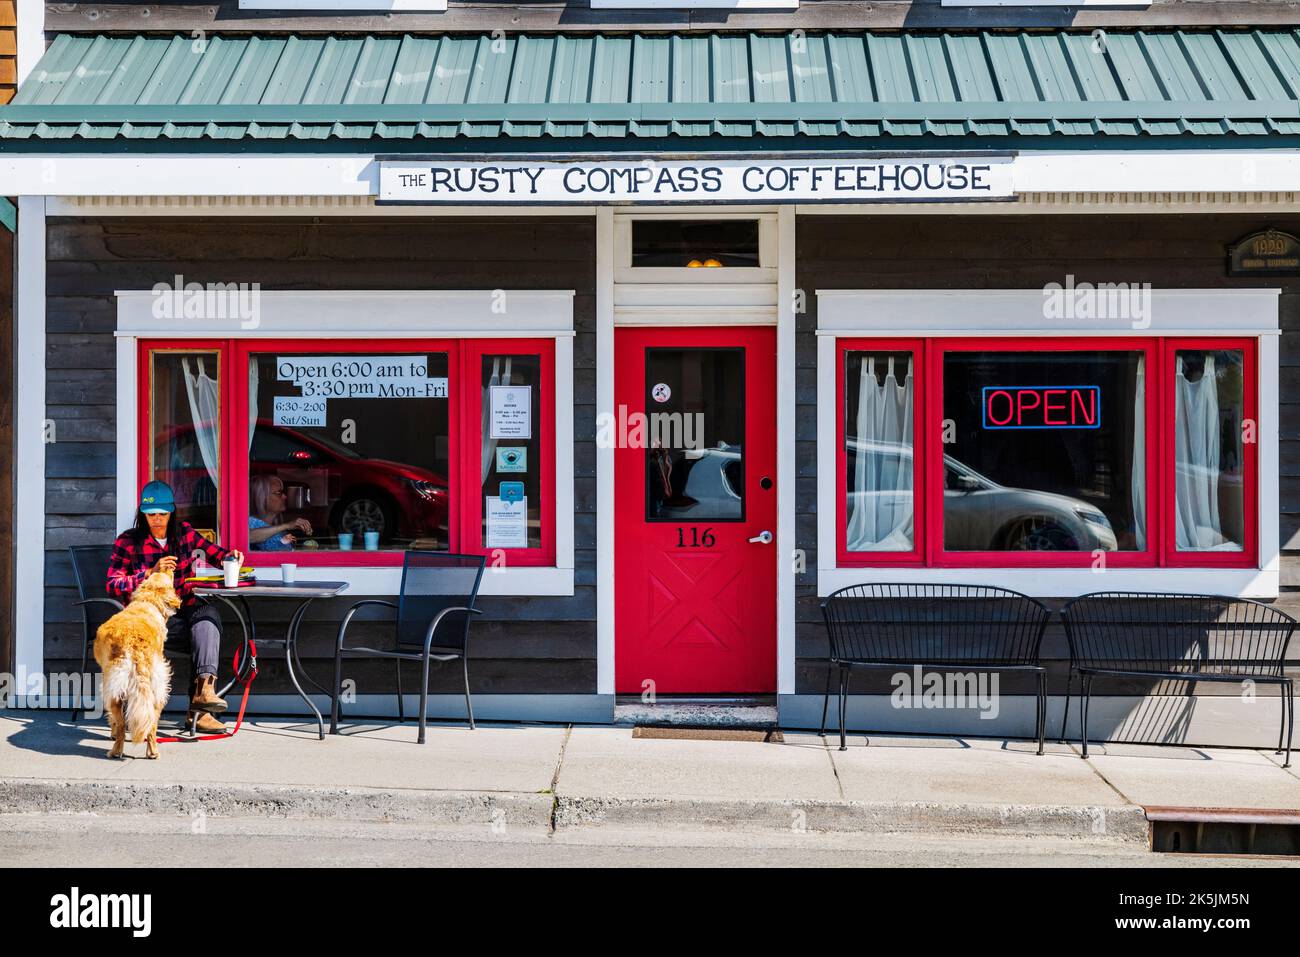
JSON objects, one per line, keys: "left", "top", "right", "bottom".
{"left": 166, "top": 604, "right": 222, "bottom": 680}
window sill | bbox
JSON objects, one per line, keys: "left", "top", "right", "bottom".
{"left": 242, "top": 565, "right": 573, "bottom": 597}
{"left": 815, "top": 566, "right": 1280, "bottom": 600}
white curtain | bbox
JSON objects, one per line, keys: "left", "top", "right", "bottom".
{"left": 846, "top": 355, "right": 914, "bottom": 551}
{"left": 481, "top": 357, "right": 513, "bottom": 483}
{"left": 1130, "top": 356, "right": 1146, "bottom": 550}
{"left": 1175, "top": 355, "right": 1236, "bottom": 550}
{"left": 249, "top": 361, "right": 259, "bottom": 452}
{"left": 181, "top": 357, "right": 220, "bottom": 488}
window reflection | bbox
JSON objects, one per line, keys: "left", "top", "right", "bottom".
{"left": 150, "top": 351, "right": 221, "bottom": 542}
{"left": 941, "top": 351, "right": 1145, "bottom": 552}
{"left": 1175, "top": 350, "right": 1246, "bottom": 552}
{"left": 247, "top": 353, "right": 450, "bottom": 553}
{"left": 645, "top": 348, "right": 745, "bottom": 522}
{"left": 844, "top": 351, "right": 915, "bottom": 551}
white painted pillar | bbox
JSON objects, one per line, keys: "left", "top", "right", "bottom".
{"left": 595, "top": 207, "right": 615, "bottom": 695}
{"left": 14, "top": 195, "right": 45, "bottom": 682}
{"left": 776, "top": 206, "right": 797, "bottom": 694}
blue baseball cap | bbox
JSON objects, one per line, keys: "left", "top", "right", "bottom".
{"left": 139, "top": 480, "right": 176, "bottom": 514}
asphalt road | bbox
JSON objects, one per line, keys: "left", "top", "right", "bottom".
{"left": 0, "top": 813, "right": 1293, "bottom": 867}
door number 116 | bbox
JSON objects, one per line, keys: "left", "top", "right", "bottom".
{"left": 676, "top": 527, "right": 716, "bottom": 548}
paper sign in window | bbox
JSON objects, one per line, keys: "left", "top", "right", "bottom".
{"left": 485, "top": 495, "right": 529, "bottom": 548}
{"left": 273, "top": 396, "right": 328, "bottom": 428}
{"left": 490, "top": 385, "right": 532, "bottom": 439}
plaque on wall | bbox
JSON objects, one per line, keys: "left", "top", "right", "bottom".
{"left": 1228, "top": 229, "right": 1300, "bottom": 277}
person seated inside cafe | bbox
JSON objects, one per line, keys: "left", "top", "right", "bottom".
{"left": 248, "top": 475, "right": 313, "bottom": 551}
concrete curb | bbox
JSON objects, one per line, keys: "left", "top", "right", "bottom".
{"left": 0, "top": 778, "right": 1150, "bottom": 843}
{"left": 552, "top": 796, "right": 1150, "bottom": 843}
{"left": 0, "top": 779, "right": 555, "bottom": 829}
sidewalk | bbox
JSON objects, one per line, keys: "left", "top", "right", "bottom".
{"left": 2, "top": 711, "right": 1297, "bottom": 845}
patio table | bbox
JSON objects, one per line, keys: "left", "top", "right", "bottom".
{"left": 192, "top": 580, "right": 350, "bottom": 740}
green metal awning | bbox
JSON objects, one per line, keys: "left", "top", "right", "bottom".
{"left": 3, "top": 29, "right": 1300, "bottom": 150}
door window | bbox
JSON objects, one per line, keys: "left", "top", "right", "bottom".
{"left": 644, "top": 348, "right": 746, "bottom": 522}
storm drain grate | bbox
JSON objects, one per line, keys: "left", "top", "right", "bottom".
{"left": 632, "top": 726, "right": 784, "bottom": 743}
{"left": 1148, "top": 807, "right": 1300, "bottom": 856}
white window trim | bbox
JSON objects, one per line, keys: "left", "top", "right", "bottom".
{"left": 238, "top": 1, "right": 446, "bottom": 9}
{"left": 115, "top": 289, "right": 575, "bottom": 597}
{"left": 815, "top": 288, "right": 1282, "bottom": 599}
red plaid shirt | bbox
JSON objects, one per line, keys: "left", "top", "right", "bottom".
{"left": 106, "top": 521, "right": 233, "bottom": 608}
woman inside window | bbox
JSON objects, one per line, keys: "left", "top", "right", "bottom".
{"left": 106, "top": 480, "right": 244, "bottom": 734}
{"left": 248, "top": 475, "right": 313, "bottom": 551}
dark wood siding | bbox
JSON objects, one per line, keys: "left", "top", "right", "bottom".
{"left": 44, "top": 216, "right": 596, "bottom": 695}
{"left": 796, "top": 213, "right": 1300, "bottom": 696}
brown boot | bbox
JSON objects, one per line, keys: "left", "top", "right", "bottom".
{"left": 184, "top": 712, "right": 227, "bottom": 733}
{"left": 191, "top": 711, "right": 227, "bottom": 734}
{"left": 191, "top": 675, "right": 228, "bottom": 714}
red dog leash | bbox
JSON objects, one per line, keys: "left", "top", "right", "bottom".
{"left": 157, "top": 640, "right": 258, "bottom": 743}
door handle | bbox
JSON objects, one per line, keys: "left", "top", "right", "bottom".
{"left": 748, "top": 530, "right": 774, "bottom": 545}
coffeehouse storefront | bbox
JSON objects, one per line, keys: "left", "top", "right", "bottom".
{"left": 1, "top": 28, "right": 1296, "bottom": 745}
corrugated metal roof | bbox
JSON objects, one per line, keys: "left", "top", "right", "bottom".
{"left": 3, "top": 30, "right": 1300, "bottom": 146}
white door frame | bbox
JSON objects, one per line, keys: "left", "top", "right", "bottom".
{"left": 595, "top": 207, "right": 795, "bottom": 696}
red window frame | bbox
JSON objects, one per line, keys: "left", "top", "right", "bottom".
{"left": 1161, "top": 337, "right": 1258, "bottom": 569}
{"left": 138, "top": 340, "right": 234, "bottom": 548}
{"left": 835, "top": 335, "right": 1259, "bottom": 569}
{"left": 138, "top": 337, "right": 556, "bottom": 569}
{"left": 459, "top": 339, "right": 557, "bottom": 568}
{"left": 836, "top": 338, "right": 926, "bottom": 567}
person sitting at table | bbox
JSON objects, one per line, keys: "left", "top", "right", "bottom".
{"left": 249, "top": 475, "right": 313, "bottom": 551}
{"left": 107, "top": 480, "right": 244, "bottom": 734}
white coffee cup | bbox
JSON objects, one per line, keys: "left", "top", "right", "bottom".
{"left": 281, "top": 563, "right": 297, "bottom": 585}
{"left": 223, "top": 556, "right": 240, "bottom": 588}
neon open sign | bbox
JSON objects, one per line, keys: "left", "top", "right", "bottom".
{"left": 982, "top": 385, "right": 1101, "bottom": 430}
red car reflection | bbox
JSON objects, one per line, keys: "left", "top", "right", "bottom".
{"left": 157, "top": 420, "right": 448, "bottom": 545}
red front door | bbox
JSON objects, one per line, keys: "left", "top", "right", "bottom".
{"left": 614, "top": 327, "right": 777, "bottom": 694}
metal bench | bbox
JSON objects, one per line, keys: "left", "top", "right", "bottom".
{"left": 819, "top": 584, "right": 1052, "bottom": 753}
{"left": 1059, "top": 592, "right": 1297, "bottom": 767}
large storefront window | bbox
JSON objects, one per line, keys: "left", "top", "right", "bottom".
{"left": 141, "top": 339, "right": 555, "bottom": 566}
{"left": 248, "top": 351, "right": 451, "bottom": 554}
{"left": 836, "top": 337, "right": 1257, "bottom": 568}
{"left": 942, "top": 349, "right": 1145, "bottom": 554}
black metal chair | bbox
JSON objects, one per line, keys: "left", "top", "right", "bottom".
{"left": 820, "top": 583, "right": 1052, "bottom": 753}
{"left": 68, "top": 545, "right": 125, "bottom": 722}
{"left": 331, "top": 551, "right": 486, "bottom": 744}
{"left": 1060, "top": 592, "right": 1297, "bottom": 766}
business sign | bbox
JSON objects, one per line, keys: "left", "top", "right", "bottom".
{"left": 378, "top": 155, "right": 1015, "bottom": 205}
{"left": 1228, "top": 229, "right": 1300, "bottom": 277}
{"left": 982, "top": 385, "right": 1101, "bottom": 430}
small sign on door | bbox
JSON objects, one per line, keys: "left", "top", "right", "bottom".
{"left": 490, "top": 385, "right": 532, "bottom": 439}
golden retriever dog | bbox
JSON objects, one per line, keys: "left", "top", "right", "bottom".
{"left": 93, "top": 571, "right": 181, "bottom": 759}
